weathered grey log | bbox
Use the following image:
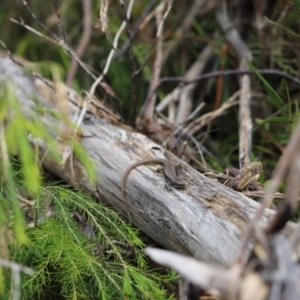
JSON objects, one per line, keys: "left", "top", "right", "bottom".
{"left": 0, "top": 53, "right": 296, "bottom": 267}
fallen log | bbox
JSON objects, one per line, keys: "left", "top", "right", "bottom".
{"left": 0, "top": 53, "right": 295, "bottom": 267}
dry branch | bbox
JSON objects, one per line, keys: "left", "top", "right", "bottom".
{"left": 216, "top": 4, "right": 253, "bottom": 169}
{"left": 0, "top": 53, "right": 298, "bottom": 267}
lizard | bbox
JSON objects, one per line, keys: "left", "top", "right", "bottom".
{"left": 121, "top": 158, "right": 186, "bottom": 220}
{"left": 224, "top": 161, "right": 263, "bottom": 191}
{"left": 204, "top": 161, "right": 263, "bottom": 192}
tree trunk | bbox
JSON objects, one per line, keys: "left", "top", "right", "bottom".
{"left": 0, "top": 53, "right": 296, "bottom": 267}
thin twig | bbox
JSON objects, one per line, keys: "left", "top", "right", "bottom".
{"left": 0, "top": 258, "right": 34, "bottom": 275}
{"left": 0, "top": 40, "right": 120, "bottom": 121}
{"left": 216, "top": 3, "right": 252, "bottom": 168}
{"left": 134, "top": 0, "right": 172, "bottom": 79}
{"left": 17, "top": 1, "right": 98, "bottom": 82}
{"left": 188, "top": 91, "right": 240, "bottom": 136}
{"left": 160, "top": 102, "right": 205, "bottom": 148}
{"left": 166, "top": 91, "right": 240, "bottom": 152}
{"left": 162, "top": 0, "right": 215, "bottom": 66}
{"left": 83, "top": 91, "right": 121, "bottom": 120}
{"left": 66, "top": 0, "right": 92, "bottom": 86}
{"left": 141, "top": 1, "right": 166, "bottom": 119}
{"left": 115, "top": 0, "right": 158, "bottom": 59}
{"left": 155, "top": 45, "right": 212, "bottom": 124}
{"left": 51, "top": 0, "right": 67, "bottom": 42}
{"left": 89, "top": 0, "right": 135, "bottom": 96}
{"left": 175, "top": 45, "right": 213, "bottom": 124}
{"left": 22, "top": 0, "right": 59, "bottom": 40}
{"left": 17, "top": 195, "right": 35, "bottom": 207}
{"left": 10, "top": 17, "right": 97, "bottom": 82}
{"left": 144, "top": 68, "right": 300, "bottom": 110}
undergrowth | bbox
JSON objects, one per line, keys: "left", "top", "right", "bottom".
{"left": 6, "top": 186, "right": 176, "bottom": 300}
{"left": 0, "top": 82, "right": 176, "bottom": 299}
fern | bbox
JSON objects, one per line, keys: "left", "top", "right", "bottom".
{"left": 5, "top": 186, "right": 176, "bottom": 300}
{"left": 0, "top": 79, "right": 176, "bottom": 299}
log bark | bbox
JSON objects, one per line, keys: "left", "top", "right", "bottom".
{"left": 0, "top": 53, "right": 296, "bottom": 267}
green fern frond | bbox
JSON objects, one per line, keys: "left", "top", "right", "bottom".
{"left": 8, "top": 186, "right": 176, "bottom": 299}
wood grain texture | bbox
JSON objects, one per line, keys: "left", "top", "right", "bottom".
{"left": 0, "top": 53, "right": 296, "bottom": 267}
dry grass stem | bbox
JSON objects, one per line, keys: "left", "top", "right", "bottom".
{"left": 216, "top": 4, "right": 252, "bottom": 168}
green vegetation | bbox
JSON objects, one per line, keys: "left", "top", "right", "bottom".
{"left": 9, "top": 186, "right": 176, "bottom": 299}
{"left": 0, "top": 82, "right": 176, "bottom": 299}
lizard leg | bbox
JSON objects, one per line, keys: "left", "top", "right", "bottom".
{"left": 174, "top": 163, "right": 186, "bottom": 175}
{"left": 151, "top": 167, "right": 172, "bottom": 190}
{"left": 156, "top": 166, "right": 164, "bottom": 173}
{"left": 165, "top": 183, "right": 172, "bottom": 191}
